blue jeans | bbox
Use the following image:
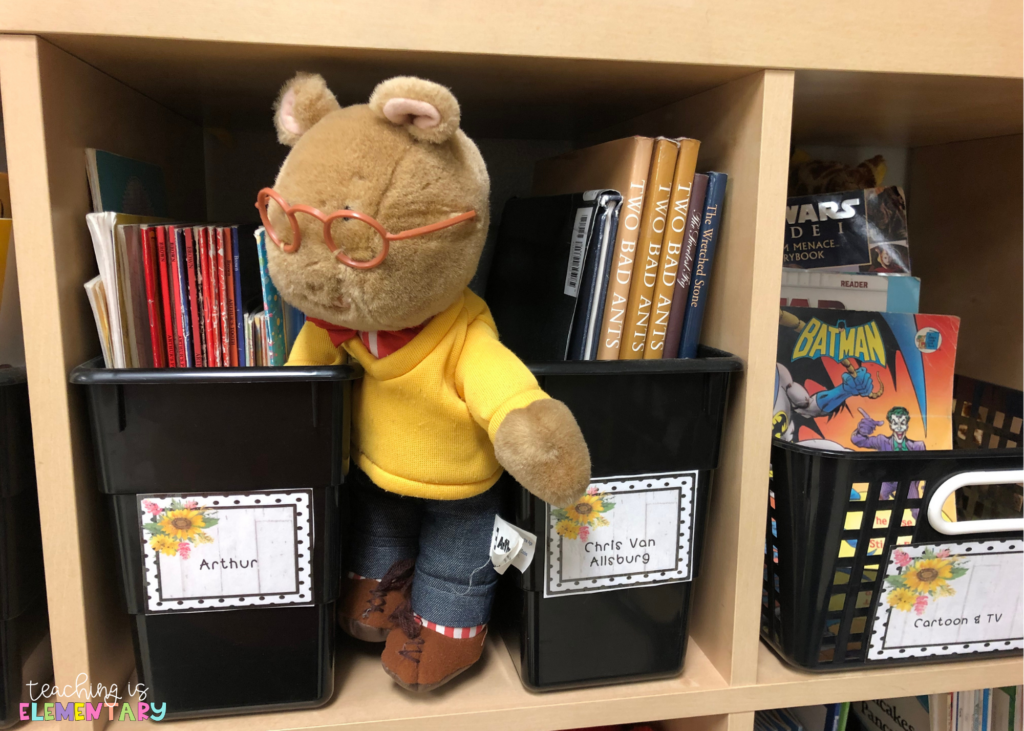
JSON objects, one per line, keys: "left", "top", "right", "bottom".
{"left": 347, "top": 470, "right": 500, "bottom": 627}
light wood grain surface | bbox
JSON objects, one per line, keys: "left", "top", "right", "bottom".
{"left": 0, "top": 0, "right": 1021, "bottom": 78}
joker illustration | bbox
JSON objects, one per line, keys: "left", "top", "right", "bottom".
{"left": 852, "top": 406, "right": 925, "bottom": 500}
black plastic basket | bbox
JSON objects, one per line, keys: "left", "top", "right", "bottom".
{"left": 70, "top": 359, "right": 361, "bottom": 719}
{"left": 0, "top": 367, "right": 52, "bottom": 729}
{"left": 763, "top": 376, "right": 1024, "bottom": 671}
{"left": 499, "top": 347, "right": 742, "bottom": 690}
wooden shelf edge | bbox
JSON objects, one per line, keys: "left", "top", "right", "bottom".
{"left": 103, "top": 637, "right": 1022, "bottom": 731}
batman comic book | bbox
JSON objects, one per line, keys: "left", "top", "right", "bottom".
{"left": 774, "top": 307, "right": 959, "bottom": 451}
{"left": 773, "top": 307, "right": 961, "bottom": 549}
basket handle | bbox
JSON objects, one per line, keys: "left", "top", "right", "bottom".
{"left": 927, "top": 469, "right": 1024, "bottom": 535}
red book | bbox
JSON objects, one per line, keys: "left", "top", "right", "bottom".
{"left": 140, "top": 226, "right": 166, "bottom": 368}
{"left": 184, "top": 228, "right": 204, "bottom": 366}
{"left": 166, "top": 225, "right": 187, "bottom": 367}
{"left": 196, "top": 227, "right": 214, "bottom": 367}
{"left": 155, "top": 225, "right": 177, "bottom": 368}
{"left": 220, "top": 226, "right": 239, "bottom": 367}
{"left": 215, "top": 228, "right": 231, "bottom": 364}
{"left": 205, "top": 226, "right": 222, "bottom": 366}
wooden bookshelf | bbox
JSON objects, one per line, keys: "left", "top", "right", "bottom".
{"left": 0, "top": 4, "right": 1021, "bottom": 730}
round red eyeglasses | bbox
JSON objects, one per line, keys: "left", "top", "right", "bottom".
{"left": 255, "top": 187, "right": 477, "bottom": 270}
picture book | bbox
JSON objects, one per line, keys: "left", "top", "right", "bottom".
{"left": 780, "top": 270, "right": 920, "bottom": 313}
{"left": 86, "top": 148, "right": 169, "bottom": 217}
{"left": 773, "top": 307, "right": 960, "bottom": 452}
{"left": 784, "top": 186, "right": 910, "bottom": 274}
{"left": 663, "top": 173, "right": 708, "bottom": 357}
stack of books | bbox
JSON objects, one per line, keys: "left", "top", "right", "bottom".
{"left": 487, "top": 135, "right": 728, "bottom": 362}
{"left": 82, "top": 148, "right": 301, "bottom": 369}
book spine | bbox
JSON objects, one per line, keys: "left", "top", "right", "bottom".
{"left": 197, "top": 227, "right": 215, "bottom": 366}
{"left": 678, "top": 172, "right": 728, "bottom": 359}
{"left": 184, "top": 228, "right": 203, "bottom": 366}
{"left": 620, "top": 139, "right": 678, "bottom": 359}
{"left": 596, "top": 136, "right": 655, "bottom": 360}
{"left": 663, "top": 173, "right": 709, "bottom": 358}
{"left": 644, "top": 138, "right": 700, "bottom": 359}
{"left": 256, "top": 228, "right": 287, "bottom": 366}
{"left": 140, "top": 227, "right": 166, "bottom": 367}
{"left": 173, "top": 229, "right": 193, "bottom": 367}
{"left": 216, "top": 228, "right": 231, "bottom": 364}
{"left": 231, "top": 227, "right": 246, "bottom": 366}
{"left": 206, "top": 227, "right": 222, "bottom": 366}
{"left": 191, "top": 228, "right": 208, "bottom": 367}
{"left": 222, "top": 227, "right": 239, "bottom": 367}
{"left": 155, "top": 226, "right": 177, "bottom": 368}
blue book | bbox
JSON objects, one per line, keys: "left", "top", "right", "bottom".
{"left": 86, "top": 148, "right": 168, "bottom": 216}
{"left": 255, "top": 228, "right": 286, "bottom": 366}
{"left": 230, "top": 227, "right": 246, "bottom": 366}
{"left": 677, "top": 171, "right": 727, "bottom": 358}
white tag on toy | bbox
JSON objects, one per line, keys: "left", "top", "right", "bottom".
{"left": 490, "top": 515, "right": 537, "bottom": 575}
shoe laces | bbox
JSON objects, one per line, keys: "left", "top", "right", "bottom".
{"left": 362, "top": 558, "right": 416, "bottom": 619}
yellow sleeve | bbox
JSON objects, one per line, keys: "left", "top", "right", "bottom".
{"left": 455, "top": 312, "right": 549, "bottom": 441}
{"left": 285, "top": 321, "right": 346, "bottom": 366}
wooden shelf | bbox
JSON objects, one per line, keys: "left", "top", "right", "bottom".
{"left": 100, "top": 637, "right": 1022, "bottom": 731}
{"left": 1, "top": 0, "right": 1021, "bottom": 78}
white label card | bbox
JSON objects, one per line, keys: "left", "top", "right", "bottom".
{"left": 563, "top": 206, "right": 593, "bottom": 297}
{"left": 139, "top": 491, "right": 313, "bottom": 612}
{"left": 544, "top": 471, "right": 697, "bottom": 598}
{"left": 867, "top": 539, "right": 1023, "bottom": 660}
{"left": 490, "top": 515, "right": 537, "bottom": 575}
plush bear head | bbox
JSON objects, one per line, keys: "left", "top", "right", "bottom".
{"left": 263, "top": 73, "right": 489, "bottom": 331}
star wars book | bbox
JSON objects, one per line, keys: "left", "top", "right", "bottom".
{"left": 783, "top": 186, "right": 911, "bottom": 274}
{"left": 773, "top": 307, "right": 959, "bottom": 452}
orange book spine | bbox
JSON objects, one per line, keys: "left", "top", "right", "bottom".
{"left": 596, "top": 137, "right": 655, "bottom": 360}
{"left": 644, "top": 138, "right": 700, "bottom": 359}
{"left": 619, "top": 138, "right": 679, "bottom": 359}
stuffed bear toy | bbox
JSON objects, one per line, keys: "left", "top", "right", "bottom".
{"left": 259, "top": 73, "right": 592, "bottom": 691}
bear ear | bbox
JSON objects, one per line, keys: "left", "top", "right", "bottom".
{"left": 368, "top": 76, "right": 461, "bottom": 144}
{"left": 273, "top": 73, "right": 341, "bottom": 146}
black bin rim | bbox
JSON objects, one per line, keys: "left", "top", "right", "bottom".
{"left": 772, "top": 437, "right": 1024, "bottom": 462}
{"left": 69, "top": 357, "right": 362, "bottom": 385}
{"left": 0, "top": 366, "right": 27, "bottom": 386}
{"left": 526, "top": 346, "right": 743, "bottom": 377}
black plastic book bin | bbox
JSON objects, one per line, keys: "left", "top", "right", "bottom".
{"left": 763, "top": 377, "right": 1024, "bottom": 672}
{"left": 70, "top": 359, "right": 361, "bottom": 719}
{"left": 0, "top": 368, "right": 52, "bottom": 729}
{"left": 499, "top": 347, "right": 742, "bottom": 690}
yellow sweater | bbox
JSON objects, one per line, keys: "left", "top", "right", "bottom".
{"left": 286, "top": 290, "right": 549, "bottom": 499}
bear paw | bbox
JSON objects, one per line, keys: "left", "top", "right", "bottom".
{"left": 493, "top": 399, "right": 591, "bottom": 507}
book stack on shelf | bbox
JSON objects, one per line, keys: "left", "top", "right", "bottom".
{"left": 757, "top": 688, "right": 1024, "bottom": 731}
{"left": 487, "top": 135, "right": 728, "bottom": 362}
{"left": 82, "top": 149, "right": 303, "bottom": 368}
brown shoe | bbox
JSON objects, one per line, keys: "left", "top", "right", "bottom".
{"left": 337, "top": 559, "right": 415, "bottom": 643}
{"left": 381, "top": 611, "right": 486, "bottom": 691}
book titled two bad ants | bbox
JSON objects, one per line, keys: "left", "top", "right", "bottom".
{"left": 489, "top": 136, "right": 726, "bottom": 363}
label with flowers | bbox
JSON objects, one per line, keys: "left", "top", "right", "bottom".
{"left": 544, "top": 471, "right": 697, "bottom": 598}
{"left": 868, "top": 539, "right": 1023, "bottom": 659}
{"left": 139, "top": 491, "right": 313, "bottom": 612}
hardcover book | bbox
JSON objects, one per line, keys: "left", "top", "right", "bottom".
{"left": 784, "top": 186, "right": 910, "bottom": 274}
{"left": 645, "top": 138, "right": 700, "bottom": 359}
{"left": 86, "top": 148, "right": 169, "bottom": 217}
{"left": 780, "top": 270, "right": 920, "bottom": 313}
{"left": 773, "top": 307, "right": 959, "bottom": 452}
{"left": 532, "top": 136, "right": 655, "bottom": 360}
{"left": 487, "top": 190, "right": 623, "bottom": 362}
{"left": 663, "top": 173, "right": 708, "bottom": 357}
{"left": 677, "top": 172, "right": 727, "bottom": 358}
{"left": 620, "top": 138, "right": 679, "bottom": 359}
